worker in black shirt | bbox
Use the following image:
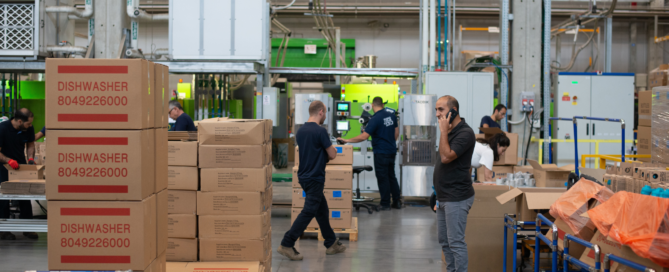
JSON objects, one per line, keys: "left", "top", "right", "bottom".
{"left": 479, "top": 104, "right": 506, "bottom": 133}
{"left": 168, "top": 100, "right": 196, "bottom": 131}
{"left": 434, "top": 96, "right": 476, "bottom": 272}
{"left": 0, "top": 109, "right": 39, "bottom": 240}
{"left": 278, "top": 101, "right": 346, "bottom": 261}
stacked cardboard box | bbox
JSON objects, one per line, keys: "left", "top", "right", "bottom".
{"left": 292, "top": 145, "right": 354, "bottom": 229}
{"left": 45, "top": 59, "right": 169, "bottom": 271}
{"left": 167, "top": 138, "right": 198, "bottom": 262}
{"left": 600, "top": 162, "right": 666, "bottom": 193}
{"left": 197, "top": 118, "right": 273, "bottom": 270}
{"left": 648, "top": 64, "right": 669, "bottom": 89}
{"left": 475, "top": 128, "right": 520, "bottom": 182}
{"left": 638, "top": 91, "right": 652, "bottom": 162}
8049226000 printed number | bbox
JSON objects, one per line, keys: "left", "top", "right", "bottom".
{"left": 58, "top": 96, "right": 128, "bottom": 106}
{"left": 61, "top": 237, "right": 130, "bottom": 248}
{"left": 58, "top": 167, "right": 128, "bottom": 178}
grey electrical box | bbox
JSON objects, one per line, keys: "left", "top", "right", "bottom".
{"left": 519, "top": 92, "right": 536, "bottom": 112}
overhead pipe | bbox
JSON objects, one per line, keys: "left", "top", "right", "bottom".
{"left": 273, "top": 0, "right": 296, "bottom": 11}
{"left": 152, "top": 48, "right": 169, "bottom": 60}
{"left": 46, "top": 0, "right": 93, "bottom": 19}
{"left": 47, "top": 45, "right": 87, "bottom": 55}
{"left": 429, "top": 0, "right": 436, "bottom": 71}
{"left": 125, "top": 49, "right": 145, "bottom": 59}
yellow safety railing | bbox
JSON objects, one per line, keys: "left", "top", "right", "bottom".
{"left": 530, "top": 138, "right": 638, "bottom": 168}
{"left": 580, "top": 154, "right": 652, "bottom": 169}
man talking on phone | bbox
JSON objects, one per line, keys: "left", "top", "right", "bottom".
{"left": 434, "top": 96, "right": 476, "bottom": 272}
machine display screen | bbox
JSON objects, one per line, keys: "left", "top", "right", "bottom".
{"left": 336, "top": 120, "right": 350, "bottom": 131}
{"left": 337, "top": 103, "right": 349, "bottom": 111}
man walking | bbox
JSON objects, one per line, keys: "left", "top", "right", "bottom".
{"left": 479, "top": 104, "right": 507, "bottom": 133}
{"left": 434, "top": 96, "right": 476, "bottom": 272}
{"left": 0, "top": 109, "right": 40, "bottom": 240}
{"left": 338, "top": 97, "right": 400, "bottom": 210}
{"left": 278, "top": 101, "right": 346, "bottom": 260}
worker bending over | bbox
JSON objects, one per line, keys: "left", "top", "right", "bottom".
{"left": 479, "top": 104, "right": 507, "bottom": 133}
{"left": 169, "top": 100, "right": 196, "bottom": 131}
{"left": 0, "top": 109, "right": 39, "bottom": 240}
{"left": 278, "top": 101, "right": 346, "bottom": 261}
{"left": 338, "top": 96, "right": 400, "bottom": 210}
{"left": 471, "top": 133, "right": 510, "bottom": 181}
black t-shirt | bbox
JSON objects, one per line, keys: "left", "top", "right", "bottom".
{"left": 433, "top": 119, "right": 476, "bottom": 202}
{"left": 296, "top": 122, "right": 332, "bottom": 183}
{"left": 171, "top": 113, "right": 196, "bottom": 131}
{"left": 479, "top": 115, "right": 500, "bottom": 133}
{"left": 0, "top": 120, "right": 35, "bottom": 182}
{"left": 365, "top": 107, "right": 398, "bottom": 154}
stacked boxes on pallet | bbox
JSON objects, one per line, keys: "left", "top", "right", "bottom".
{"left": 601, "top": 162, "right": 669, "bottom": 193}
{"left": 166, "top": 138, "right": 198, "bottom": 262}
{"left": 197, "top": 118, "right": 273, "bottom": 271}
{"left": 292, "top": 145, "right": 354, "bottom": 229}
{"left": 45, "top": 59, "right": 169, "bottom": 271}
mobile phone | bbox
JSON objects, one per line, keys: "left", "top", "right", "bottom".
{"left": 448, "top": 108, "right": 458, "bottom": 122}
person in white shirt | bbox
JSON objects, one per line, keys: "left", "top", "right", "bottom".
{"left": 471, "top": 133, "right": 510, "bottom": 181}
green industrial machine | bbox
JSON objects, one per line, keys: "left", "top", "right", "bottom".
{"left": 339, "top": 84, "right": 401, "bottom": 139}
{"left": 271, "top": 38, "right": 355, "bottom": 68}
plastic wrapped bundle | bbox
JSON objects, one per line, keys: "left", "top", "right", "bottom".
{"left": 549, "top": 178, "right": 610, "bottom": 237}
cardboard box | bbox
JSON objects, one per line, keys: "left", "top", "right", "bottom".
{"left": 295, "top": 145, "right": 353, "bottom": 166}
{"left": 168, "top": 166, "right": 199, "bottom": 191}
{"left": 48, "top": 195, "right": 157, "bottom": 271}
{"left": 166, "top": 238, "right": 198, "bottom": 262}
{"left": 168, "top": 190, "right": 197, "bottom": 214}
{"left": 527, "top": 160, "right": 574, "bottom": 187}
{"left": 197, "top": 190, "right": 270, "bottom": 215}
{"left": 154, "top": 64, "right": 170, "bottom": 128}
{"left": 198, "top": 118, "right": 271, "bottom": 145}
{"left": 292, "top": 165, "right": 353, "bottom": 189}
{"left": 579, "top": 231, "right": 623, "bottom": 270}
{"left": 292, "top": 189, "right": 352, "bottom": 209}
{"left": 200, "top": 166, "right": 270, "bottom": 192}
{"left": 168, "top": 141, "right": 198, "bottom": 167}
{"left": 546, "top": 218, "right": 595, "bottom": 261}
{"left": 144, "top": 250, "right": 166, "bottom": 272}
{"left": 168, "top": 214, "right": 197, "bottom": 239}
{"left": 618, "top": 162, "right": 641, "bottom": 176}
{"left": 638, "top": 126, "right": 651, "bottom": 162}
{"left": 199, "top": 231, "right": 271, "bottom": 262}
{"left": 46, "top": 58, "right": 154, "bottom": 130}
{"left": 198, "top": 144, "right": 269, "bottom": 168}
{"left": 476, "top": 165, "right": 515, "bottom": 181}
{"left": 619, "top": 245, "right": 669, "bottom": 272}
{"left": 46, "top": 129, "right": 155, "bottom": 201}
{"left": 290, "top": 208, "right": 352, "bottom": 229}
{"left": 648, "top": 64, "right": 669, "bottom": 89}
{"left": 199, "top": 212, "right": 270, "bottom": 239}
{"left": 5, "top": 164, "right": 44, "bottom": 180}
{"left": 155, "top": 128, "right": 168, "bottom": 192}
{"left": 639, "top": 91, "right": 652, "bottom": 127}
{"left": 496, "top": 187, "right": 565, "bottom": 222}
{"left": 0, "top": 179, "right": 45, "bottom": 194}
{"left": 477, "top": 128, "right": 519, "bottom": 166}
{"left": 167, "top": 261, "right": 264, "bottom": 272}
{"left": 156, "top": 189, "right": 168, "bottom": 255}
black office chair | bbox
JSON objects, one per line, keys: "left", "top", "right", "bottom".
{"left": 352, "top": 165, "right": 380, "bottom": 214}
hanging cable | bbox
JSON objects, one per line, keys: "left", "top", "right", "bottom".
{"left": 508, "top": 113, "right": 527, "bottom": 125}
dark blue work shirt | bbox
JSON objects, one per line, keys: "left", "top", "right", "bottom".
{"left": 40, "top": 127, "right": 45, "bottom": 135}
{"left": 0, "top": 120, "right": 34, "bottom": 182}
{"left": 365, "top": 107, "right": 398, "bottom": 155}
{"left": 296, "top": 122, "right": 332, "bottom": 183}
{"left": 170, "top": 113, "right": 196, "bottom": 131}
{"left": 479, "top": 116, "right": 500, "bottom": 133}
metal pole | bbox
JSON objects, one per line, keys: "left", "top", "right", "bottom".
{"left": 458, "top": 25, "right": 462, "bottom": 71}
{"left": 574, "top": 118, "right": 580, "bottom": 177}
{"left": 549, "top": 121, "right": 553, "bottom": 163}
{"left": 655, "top": 15, "right": 659, "bottom": 42}
{"left": 621, "top": 120, "right": 626, "bottom": 162}
{"left": 512, "top": 228, "right": 517, "bottom": 272}
{"left": 563, "top": 239, "right": 570, "bottom": 272}
{"left": 418, "top": 0, "right": 424, "bottom": 92}
{"left": 535, "top": 217, "right": 540, "bottom": 272}
{"left": 542, "top": 0, "right": 552, "bottom": 163}
{"left": 1, "top": 73, "right": 5, "bottom": 116}
{"left": 442, "top": 0, "right": 446, "bottom": 69}
{"left": 598, "top": 26, "right": 601, "bottom": 70}
{"left": 451, "top": 0, "right": 456, "bottom": 71}
{"left": 335, "top": 27, "right": 341, "bottom": 84}
{"left": 437, "top": 0, "right": 441, "bottom": 70}
{"left": 503, "top": 216, "right": 508, "bottom": 272}
{"left": 500, "top": 0, "right": 510, "bottom": 131}
{"left": 605, "top": 16, "right": 613, "bottom": 72}
{"left": 446, "top": 0, "right": 449, "bottom": 70}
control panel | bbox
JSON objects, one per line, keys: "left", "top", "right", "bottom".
{"left": 335, "top": 101, "right": 351, "bottom": 117}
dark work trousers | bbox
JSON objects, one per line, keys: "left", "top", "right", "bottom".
{"left": 281, "top": 179, "right": 337, "bottom": 248}
{"left": 0, "top": 181, "right": 33, "bottom": 219}
{"left": 374, "top": 153, "right": 401, "bottom": 207}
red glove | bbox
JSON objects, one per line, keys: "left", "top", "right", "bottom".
{"left": 7, "top": 159, "right": 19, "bottom": 170}
{"left": 28, "top": 158, "right": 35, "bottom": 165}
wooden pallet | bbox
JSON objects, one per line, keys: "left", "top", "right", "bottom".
{"left": 302, "top": 217, "right": 358, "bottom": 242}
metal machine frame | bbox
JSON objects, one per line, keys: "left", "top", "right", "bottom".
{"left": 398, "top": 94, "right": 437, "bottom": 197}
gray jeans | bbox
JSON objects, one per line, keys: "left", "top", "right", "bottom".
{"left": 437, "top": 195, "right": 475, "bottom": 272}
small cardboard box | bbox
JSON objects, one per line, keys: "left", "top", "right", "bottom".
{"left": 546, "top": 218, "right": 596, "bottom": 261}
{"left": 476, "top": 165, "right": 515, "bottom": 181}
{"left": 156, "top": 189, "right": 168, "bottom": 255}
{"left": 292, "top": 189, "right": 352, "bottom": 209}
{"left": 618, "top": 162, "right": 641, "bottom": 176}
{"left": 291, "top": 208, "right": 352, "bottom": 229}
{"left": 477, "top": 128, "right": 519, "bottom": 166}
{"left": 292, "top": 165, "right": 353, "bottom": 189}
{"left": 46, "top": 129, "right": 155, "bottom": 201}
{"left": 198, "top": 144, "right": 269, "bottom": 168}
{"left": 199, "top": 231, "right": 271, "bottom": 262}
{"left": 168, "top": 166, "right": 199, "bottom": 191}
{"left": 200, "top": 165, "right": 270, "bottom": 192}
{"left": 619, "top": 245, "right": 669, "bottom": 272}
{"left": 496, "top": 187, "right": 565, "bottom": 222}
{"left": 45, "top": 59, "right": 155, "bottom": 130}
{"left": 295, "top": 145, "right": 353, "bottom": 166}
{"left": 168, "top": 141, "right": 198, "bottom": 166}
{"left": 579, "top": 231, "right": 623, "bottom": 270}
{"left": 0, "top": 179, "right": 45, "bottom": 194}
{"left": 167, "top": 261, "right": 265, "bottom": 272}
{"left": 637, "top": 126, "right": 652, "bottom": 162}
{"left": 166, "top": 238, "right": 198, "bottom": 262}
{"left": 168, "top": 190, "right": 197, "bottom": 214}
{"left": 47, "top": 195, "right": 157, "bottom": 271}
{"left": 197, "top": 190, "right": 270, "bottom": 215}
{"left": 648, "top": 64, "right": 669, "bottom": 88}
{"left": 527, "top": 160, "right": 574, "bottom": 187}
{"left": 5, "top": 164, "right": 44, "bottom": 180}
{"left": 198, "top": 118, "right": 272, "bottom": 145}
{"left": 199, "top": 212, "right": 270, "bottom": 239}
{"left": 155, "top": 128, "right": 168, "bottom": 192}
{"left": 168, "top": 214, "right": 197, "bottom": 239}
{"left": 639, "top": 91, "right": 652, "bottom": 127}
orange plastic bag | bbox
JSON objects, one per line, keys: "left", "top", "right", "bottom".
{"left": 588, "top": 191, "right": 632, "bottom": 237}
{"left": 549, "top": 178, "right": 610, "bottom": 236}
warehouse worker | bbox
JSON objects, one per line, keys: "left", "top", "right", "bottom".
{"left": 337, "top": 96, "right": 400, "bottom": 210}
{"left": 34, "top": 127, "right": 45, "bottom": 141}
{"left": 435, "top": 96, "right": 476, "bottom": 272}
{"left": 168, "top": 100, "right": 196, "bottom": 131}
{"left": 479, "top": 104, "right": 507, "bottom": 133}
{"left": 471, "top": 133, "right": 510, "bottom": 182}
{"left": 278, "top": 101, "right": 346, "bottom": 261}
{"left": 0, "top": 109, "right": 39, "bottom": 240}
